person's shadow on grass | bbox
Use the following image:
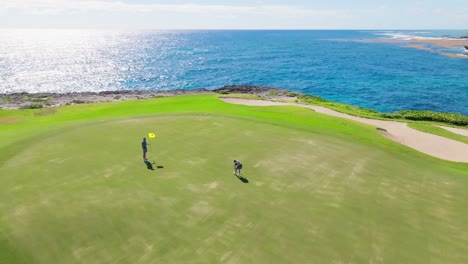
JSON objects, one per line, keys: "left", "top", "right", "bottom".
{"left": 144, "top": 160, "right": 155, "bottom": 170}
{"left": 144, "top": 160, "right": 164, "bottom": 170}
{"left": 234, "top": 174, "right": 249, "bottom": 183}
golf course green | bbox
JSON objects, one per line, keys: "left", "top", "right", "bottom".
{"left": 1, "top": 94, "right": 468, "bottom": 263}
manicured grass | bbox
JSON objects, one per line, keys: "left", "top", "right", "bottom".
{"left": 1, "top": 94, "right": 468, "bottom": 263}
{"left": 408, "top": 123, "right": 468, "bottom": 144}
{"left": 215, "top": 93, "right": 261, "bottom": 100}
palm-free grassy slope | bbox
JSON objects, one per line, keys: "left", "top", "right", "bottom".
{"left": 1, "top": 95, "right": 468, "bottom": 263}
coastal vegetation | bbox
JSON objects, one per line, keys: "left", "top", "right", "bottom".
{"left": 383, "top": 110, "right": 468, "bottom": 126}
{"left": 1, "top": 94, "right": 468, "bottom": 263}
{"left": 296, "top": 94, "right": 468, "bottom": 126}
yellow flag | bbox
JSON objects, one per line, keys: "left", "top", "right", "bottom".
{"left": 148, "top": 132, "right": 156, "bottom": 138}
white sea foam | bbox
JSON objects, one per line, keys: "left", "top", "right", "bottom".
{"left": 373, "top": 31, "right": 453, "bottom": 41}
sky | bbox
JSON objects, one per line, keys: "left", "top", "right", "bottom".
{"left": 1, "top": 0, "right": 467, "bottom": 29}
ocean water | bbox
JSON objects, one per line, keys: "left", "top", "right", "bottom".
{"left": 0, "top": 29, "right": 467, "bottom": 115}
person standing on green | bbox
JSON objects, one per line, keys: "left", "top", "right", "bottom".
{"left": 233, "top": 160, "right": 242, "bottom": 176}
{"left": 142, "top": 138, "right": 148, "bottom": 162}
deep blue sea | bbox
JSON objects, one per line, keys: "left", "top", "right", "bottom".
{"left": 1, "top": 29, "right": 467, "bottom": 115}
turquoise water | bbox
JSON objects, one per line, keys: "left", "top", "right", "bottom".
{"left": 0, "top": 29, "right": 467, "bottom": 114}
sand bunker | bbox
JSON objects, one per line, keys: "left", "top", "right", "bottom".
{"left": 220, "top": 98, "right": 468, "bottom": 163}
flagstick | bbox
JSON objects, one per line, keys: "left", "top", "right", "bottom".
{"left": 148, "top": 133, "right": 156, "bottom": 164}
{"left": 151, "top": 137, "right": 156, "bottom": 164}
{"left": 149, "top": 137, "right": 153, "bottom": 162}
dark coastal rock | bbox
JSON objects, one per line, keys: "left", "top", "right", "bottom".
{"left": 213, "top": 85, "right": 293, "bottom": 95}
{"left": 0, "top": 85, "right": 299, "bottom": 109}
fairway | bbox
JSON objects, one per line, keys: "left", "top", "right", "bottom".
{"left": 1, "top": 96, "right": 468, "bottom": 263}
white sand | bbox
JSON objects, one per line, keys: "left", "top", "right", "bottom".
{"left": 220, "top": 98, "right": 468, "bottom": 163}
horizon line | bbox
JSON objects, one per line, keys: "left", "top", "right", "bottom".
{"left": 1, "top": 27, "right": 468, "bottom": 31}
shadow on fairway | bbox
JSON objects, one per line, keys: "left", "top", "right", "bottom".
{"left": 235, "top": 174, "right": 249, "bottom": 183}
{"left": 144, "top": 160, "right": 154, "bottom": 170}
{"left": 144, "top": 161, "right": 164, "bottom": 170}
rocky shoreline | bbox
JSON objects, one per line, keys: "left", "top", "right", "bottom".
{"left": 0, "top": 85, "right": 296, "bottom": 110}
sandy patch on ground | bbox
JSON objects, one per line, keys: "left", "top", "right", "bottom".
{"left": 377, "top": 38, "right": 468, "bottom": 47}
{"left": 370, "top": 39, "right": 468, "bottom": 59}
{"left": 220, "top": 98, "right": 468, "bottom": 163}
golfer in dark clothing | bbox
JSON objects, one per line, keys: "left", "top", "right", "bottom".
{"left": 142, "top": 138, "right": 148, "bottom": 161}
{"left": 233, "top": 160, "right": 242, "bottom": 176}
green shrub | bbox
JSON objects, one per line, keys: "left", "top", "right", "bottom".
{"left": 388, "top": 110, "right": 468, "bottom": 126}
{"left": 217, "top": 90, "right": 230, "bottom": 94}
{"left": 268, "top": 91, "right": 277, "bottom": 97}
{"left": 21, "top": 103, "right": 43, "bottom": 109}
{"left": 71, "top": 100, "right": 86, "bottom": 104}
{"left": 286, "top": 92, "right": 300, "bottom": 97}
{"left": 31, "top": 97, "right": 49, "bottom": 103}
{"left": 298, "top": 94, "right": 328, "bottom": 103}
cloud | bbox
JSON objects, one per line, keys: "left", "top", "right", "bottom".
{"left": 4, "top": 0, "right": 465, "bottom": 29}
{"left": 256, "top": 5, "right": 352, "bottom": 19}
{"left": 1, "top": 0, "right": 257, "bottom": 13}
{"left": 1, "top": 0, "right": 349, "bottom": 19}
